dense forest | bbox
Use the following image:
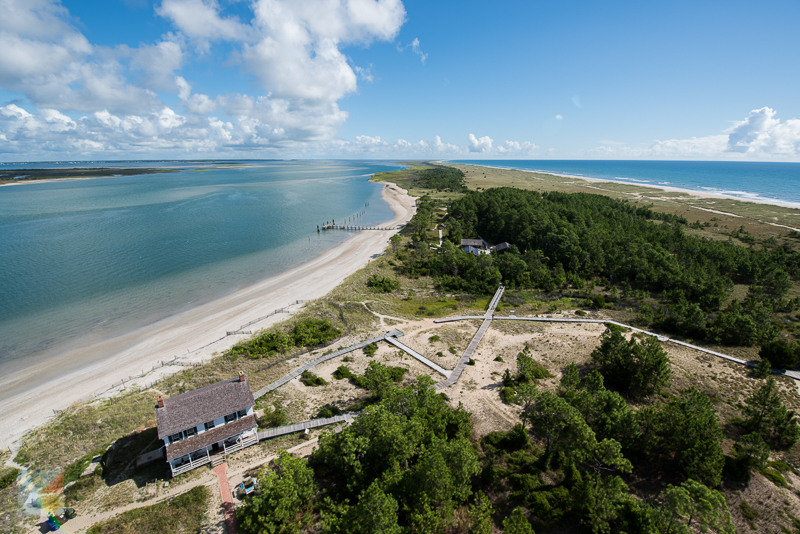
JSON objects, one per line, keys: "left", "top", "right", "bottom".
{"left": 236, "top": 334, "right": 800, "bottom": 533}
{"left": 399, "top": 187, "right": 800, "bottom": 360}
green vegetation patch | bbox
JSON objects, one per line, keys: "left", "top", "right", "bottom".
{"left": 367, "top": 274, "right": 400, "bottom": 293}
{"left": 231, "top": 318, "right": 342, "bottom": 359}
{"left": 300, "top": 370, "right": 327, "bottom": 387}
{"left": 88, "top": 485, "right": 208, "bottom": 534}
{"left": 259, "top": 403, "right": 288, "bottom": 429}
{"left": 0, "top": 467, "right": 19, "bottom": 491}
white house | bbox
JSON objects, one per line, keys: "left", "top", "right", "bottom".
{"left": 155, "top": 371, "right": 258, "bottom": 476}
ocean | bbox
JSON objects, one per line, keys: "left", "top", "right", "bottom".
{"left": 0, "top": 160, "right": 401, "bottom": 399}
{"left": 452, "top": 160, "right": 800, "bottom": 208}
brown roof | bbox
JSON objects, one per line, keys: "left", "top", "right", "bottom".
{"left": 156, "top": 376, "right": 255, "bottom": 439}
{"left": 165, "top": 415, "right": 257, "bottom": 460}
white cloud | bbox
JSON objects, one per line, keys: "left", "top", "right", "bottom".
{"left": 726, "top": 107, "right": 800, "bottom": 156}
{"left": 588, "top": 107, "right": 800, "bottom": 160}
{"left": 0, "top": 0, "right": 410, "bottom": 155}
{"left": 468, "top": 133, "right": 493, "bottom": 152}
{"left": 434, "top": 135, "right": 459, "bottom": 152}
{"left": 411, "top": 37, "right": 427, "bottom": 63}
{"left": 242, "top": 0, "right": 404, "bottom": 103}
{"left": 496, "top": 140, "right": 538, "bottom": 154}
{"left": 156, "top": 0, "right": 252, "bottom": 47}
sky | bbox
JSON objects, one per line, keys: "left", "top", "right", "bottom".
{"left": 0, "top": 0, "right": 799, "bottom": 161}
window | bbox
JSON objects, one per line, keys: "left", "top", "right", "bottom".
{"left": 237, "top": 409, "right": 247, "bottom": 419}
{"left": 224, "top": 413, "right": 237, "bottom": 423}
{"left": 204, "top": 420, "right": 216, "bottom": 431}
{"left": 185, "top": 427, "right": 197, "bottom": 438}
{"left": 169, "top": 432, "right": 183, "bottom": 444}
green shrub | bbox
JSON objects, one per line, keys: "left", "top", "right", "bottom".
{"left": 230, "top": 318, "right": 341, "bottom": 359}
{"left": 449, "top": 346, "right": 457, "bottom": 355}
{"left": 259, "top": 403, "right": 288, "bottom": 428}
{"left": 502, "top": 387, "right": 519, "bottom": 405}
{"left": 342, "top": 356, "right": 353, "bottom": 362}
{"left": 0, "top": 467, "right": 19, "bottom": 490}
{"left": 300, "top": 371, "right": 327, "bottom": 387}
{"left": 436, "top": 351, "right": 444, "bottom": 357}
{"left": 481, "top": 424, "right": 530, "bottom": 454}
{"left": 333, "top": 366, "right": 355, "bottom": 380}
{"left": 429, "top": 335, "right": 440, "bottom": 343}
{"left": 759, "top": 339, "right": 799, "bottom": 369}
{"left": 363, "top": 342, "right": 378, "bottom": 357}
{"left": 468, "top": 359, "right": 476, "bottom": 365}
{"left": 516, "top": 348, "right": 552, "bottom": 382}
{"left": 494, "top": 356, "right": 504, "bottom": 362}
{"left": 316, "top": 404, "right": 342, "bottom": 418}
{"left": 367, "top": 274, "right": 400, "bottom": 293}
{"left": 352, "top": 361, "right": 407, "bottom": 393}
{"left": 292, "top": 319, "right": 341, "bottom": 348}
{"left": 575, "top": 309, "right": 586, "bottom": 316}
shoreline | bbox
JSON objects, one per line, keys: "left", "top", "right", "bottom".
{"left": 0, "top": 181, "right": 416, "bottom": 449}
{"left": 458, "top": 162, "right": 800, "bottom": 211}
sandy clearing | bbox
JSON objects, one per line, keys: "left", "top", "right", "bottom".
{"left": 0, "top": 182, "right": 415, "bottom": 449}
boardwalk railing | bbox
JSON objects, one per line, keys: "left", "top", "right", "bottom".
{"left": 257, "top": 413, "right": 358, "bottom": 441}
{"left": 322, "top": 224, "right": 397, "bottom": 231}
{"left": 385, "top": 336, "right": 451, "bottom": 377}
{"left": 434, "top": 284, "right": 504, "bottom": 391}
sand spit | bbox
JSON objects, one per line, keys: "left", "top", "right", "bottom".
{"left": 0, "top": 182, "right": 415, "bottom": 448}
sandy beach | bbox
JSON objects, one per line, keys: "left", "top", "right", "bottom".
{"left": 464, "top": 162, "right": 800, "bottom": 210}
{"left": 0, "top": 181, "right": 415, "bottom": 449}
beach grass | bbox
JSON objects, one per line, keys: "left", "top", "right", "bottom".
{"left": 86, "top": 485, "right": 208, "bottom": 534}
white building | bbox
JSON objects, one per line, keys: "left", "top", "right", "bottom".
{"left": 155, "top": 371, "right": 258, "bottom": 476}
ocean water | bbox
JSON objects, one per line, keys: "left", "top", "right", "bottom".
{"left": 0, "top": 160, "right": 400, "bottom": 398}
{"left": 453, "top": 160, "right": 800, "bottom": 208}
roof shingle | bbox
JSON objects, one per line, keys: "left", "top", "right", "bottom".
{"left": 156, "top": 376, "right": 255, "bottom": 439}
{"left": 164, "top": 415, "right": 257, "bottom": 460}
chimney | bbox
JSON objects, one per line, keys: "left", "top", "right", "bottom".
{"left": 238, "top": 371, "right": 245, "bottom": 382}
{"left": 157, "top": 395, "right": 164, "bottom": 408}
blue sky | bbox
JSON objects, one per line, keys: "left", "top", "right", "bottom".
{"left": 0, "top": 0, "right": 798, "bottom": 161}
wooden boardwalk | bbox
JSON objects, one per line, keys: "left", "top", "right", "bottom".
{"left": 322, "top": 224, "right": 397, "bottom": 231}
{"left": 384, "top": 336, "right": 451, "bottom": 377}
{"left": 257, "top": 413, "right": 357, "bottom": 441}
{"left": 253, "top": 334, "right": 390, "bottom": 399}
{"left": 434, "top": 285, "right": 504, "bottom": 391}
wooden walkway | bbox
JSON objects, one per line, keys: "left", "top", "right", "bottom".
{"left": 434, "top": 285, "right": 504, "bottom": 391}
{"left": 384, "top": 336, "right": 451, "bottom": 377}
{"left": 257, "top": 413, "right": 357, "bottom": 440}
{"left": 322, "top": 224, "right": 397, "bottom": 231}
{"left": 253, "top": 334, "right": 390, "bottom": 399}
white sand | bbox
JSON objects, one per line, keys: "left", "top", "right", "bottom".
{"left": 0, "top": 182, "right": 415, "bottom": 449}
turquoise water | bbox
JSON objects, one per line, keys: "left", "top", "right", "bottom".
{"left": 453, "top": 160, "right": 800, "bottom": 208}
{"left": 0, "top": 161, "right": 400, "bottom": 398}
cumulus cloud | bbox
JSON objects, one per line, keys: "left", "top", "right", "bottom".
{"left": 468, "top": 133, "right": 493, "bottom": 152}
{"left": 0, "top": 0, "right": 411, "bottom": 156}
{"left": 496, "top": 140, "right": 538, "bottom": 155}
{"left": 588, "top": 108, "right": 800, "bottom": 160}
{"left": 726, "top": 107, "right": 800, "bottom": 156}
{"left": 156, "top": 0, "right": 252, "bottom": 47}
